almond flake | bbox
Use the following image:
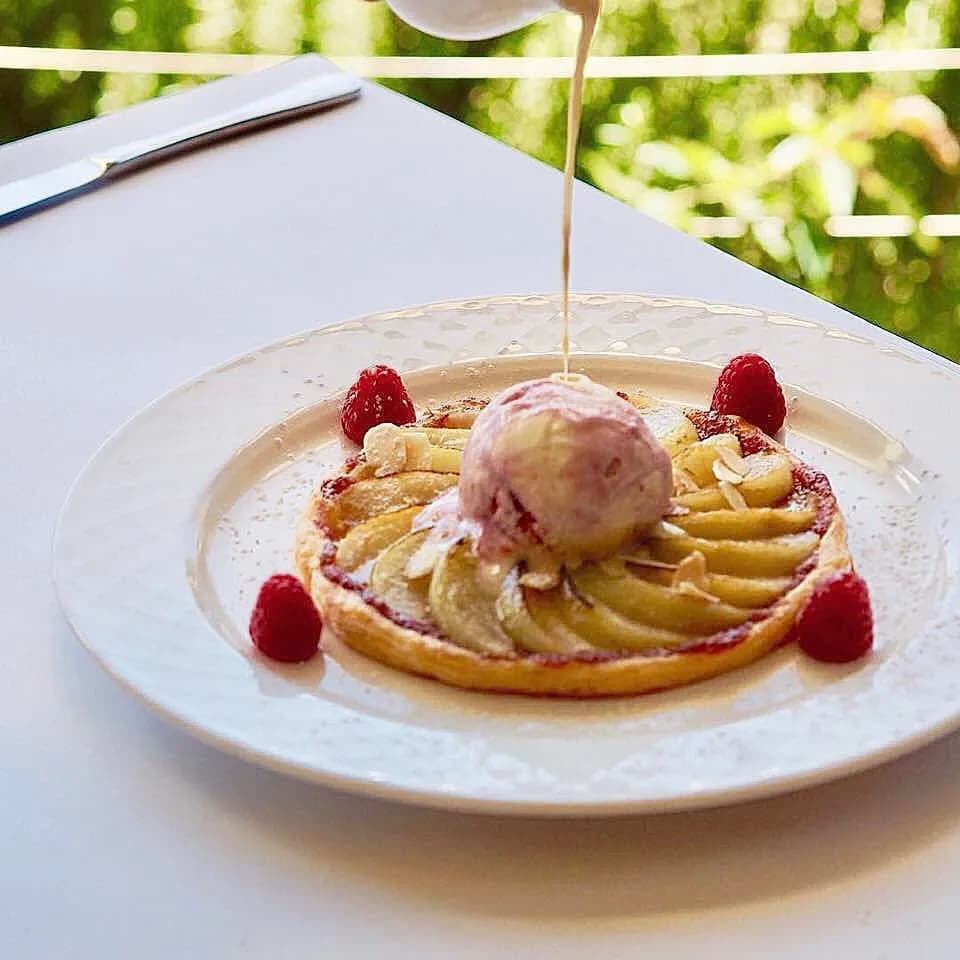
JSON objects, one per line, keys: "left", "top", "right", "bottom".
{"left": 363, "top": 423, "right": 407, "bottom": 477}
{"left": 405, "top": 538, "right": 445, "bottom": 580}
{"left": 671, "top": 551, "right": 718, "bottom": 602}
{"left": 673, "top": 467, "right": 700, "bottom": 493}
{"left": 651, "top": 520, "right": 686, "bottom": 539}
{"left": 719, "top": 479, "right": 749, "bottom": 511}
{"left": 715, "top": 444, "right": 749, "bottom": 476}
{"left": 674, "top": 580, "right": 721, "bottom": 604}
{"left": 623, "top": 556, "right": 678, "bottom": 571}
{"left": 672, "top": 550, "right": 709, "bottom": 589}
{"left": 411, "top": 487, "right": 459, "bottom": 532}
{"left": 519, "top": 554, "right": 563, "bottom": 591}
{"left": 519, "top": 569, "right": 560, "bottom": 591}
{"left": 712, "top": 458, "right": 745, "bottom": 486}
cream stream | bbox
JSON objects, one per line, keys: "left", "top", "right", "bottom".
{"left": 558, "top": 0, "right": 600, "bottom": 375}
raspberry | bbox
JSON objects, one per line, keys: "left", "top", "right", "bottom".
{"left": 793, "top": 570, "right": 873, "bottom": 663}
{"left": 340, "top": 364, "right": 416, "bottom": 444}
{"left": 710, "top": 353, "right": 786, "bottom": 437}
{"left": 249, "top": 574, "right": 322, "bottom": 663}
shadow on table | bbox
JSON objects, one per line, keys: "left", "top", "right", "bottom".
{"left": 167, "top": 720, "right": 960, "bottom": 920}
{"left": 59, "top": 635, "right": 960, "bottom": 922}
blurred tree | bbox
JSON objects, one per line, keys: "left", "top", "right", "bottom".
{"left": 1, "top": 0, "right": 192, "bottom": 140}
{"left": 2, "top": 0, "right": 958, "bottom": 357}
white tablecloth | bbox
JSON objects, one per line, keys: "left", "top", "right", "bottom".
{"left": 3, "top": 55, "right": 958, "bottom": 958}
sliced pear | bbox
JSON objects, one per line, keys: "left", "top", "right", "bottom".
{"left": 427, "top": 446, "right": 463, "bottom": 473}
{"left": 335, "top": 505, "right": 421, "bottom": 571}
{"left": 704, "top": 572, "right": 792, "bottom": 608}
{"left": 528, "top": 580, "right": 694, "bottom": 652}
{"left": 570, "top": 565, "right": 752, "bottom": 634}
{"left": 427, "top": 406, "right": 484, "bottom": 429}
{"left": 631, "top": 565, "right": 792, "bottom": 609}
{"left": 369, "top": 530, "right": 432, "bottom": 621}
{"left": 650, "top": 530, "right": 819, "bottom": 577}
{"left": 429, "top": 543, "right": 514, "bottom": 655}
{"left": 673, "top": 433, "right": 742, "bottom": 487}
{"left": 495, "top": 568, "right": 589, "bottom": 655}
{"left": 673, "top": 489, "right": 731, "bottom": 512}
{"left": 638, "top": 404, "right": 700, "bottom": 457}
{"left": 671, "top": 505, "right": 815, "bottom": 540}
{"left": 739, "top": 451, "right": 796, "bottom": 504}
{"left": 330, "top": 471, "right": 458, "bottom": 533}
{"left": 674, "top": 452, "right": 795, "bottom": 510}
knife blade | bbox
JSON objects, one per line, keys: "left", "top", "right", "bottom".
{"left": 0, "top": 71, "right": 362, "bottom": 226}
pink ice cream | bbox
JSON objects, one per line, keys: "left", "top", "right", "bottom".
{"left": 458, "top": 375, "right": 672, "bottom": 562}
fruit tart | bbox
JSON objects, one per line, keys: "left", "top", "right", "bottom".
{"left": 294, "top": 362, "right": 863, "bottom": 697}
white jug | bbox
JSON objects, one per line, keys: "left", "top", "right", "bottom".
{"left": 382, "top": 0, "right": 570, "bottom": 40}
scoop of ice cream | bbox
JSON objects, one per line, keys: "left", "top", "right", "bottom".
{"left": 458, "top": 374, "right": 672, "bottom": 562}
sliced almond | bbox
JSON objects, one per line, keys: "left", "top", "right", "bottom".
{"left": 673, "top": 467, "right": 700, "bottom": 493}
{"left": 719, "top": 479, "right": 749, "bottom": 511}
{"left": 404, "top": 536, "right": 446, "bottom": 579}
{"left": 363, "top": 423, "right": 408, "bottom": 478}
{"left": 713, "top": 458, "right": 745, "bottom": 485}
{"left": 671, "top": 552, "right": 720, "bottom": 602}
{"left": 623, "top": 556, "right": 678, "bottom": 571}
{"left": 715, "top": 444, "right": 749, "bottom": 477}
{"left": 651, "top": 520, "right": 687, "bottom": 539}
{"left": 674, "top": 580, "right": 722, "bottom": 604}
{"left": 411, "top": 486, "right": 459, "bottom": 532}
{"left": 672, "top": 549, "right": 709, "bottom": 590}
{"left": 519, "top": 569, "right": 561, "bottom": 591}
{"left": 518, "top": 553, "right": 563, "bottom": 591}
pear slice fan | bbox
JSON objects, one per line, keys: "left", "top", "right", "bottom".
{"left": 295, "top": 393, "right": 849, "bottom": 697}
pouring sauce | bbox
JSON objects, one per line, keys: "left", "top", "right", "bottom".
{"left": 381, "top": 0, "right": 601, "bottom": 374}
{"left": 558, "top": 0, "right": 599, "bottom": 374}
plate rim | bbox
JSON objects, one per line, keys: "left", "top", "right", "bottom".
{"left": 52, "top": 292, "right": 960, "bottom": 816}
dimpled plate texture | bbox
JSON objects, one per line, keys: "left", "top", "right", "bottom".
{"left": 54, "top": 294, "right": 960, "bottom": 815}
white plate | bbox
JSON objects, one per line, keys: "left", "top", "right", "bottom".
{"left": 54, "top": 294, "right": 960, "bottom": 815}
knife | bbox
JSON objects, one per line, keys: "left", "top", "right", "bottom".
{"left": 0, "top": 71, "right": 362, "bottom": 226}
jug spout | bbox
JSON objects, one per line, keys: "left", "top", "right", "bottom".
{"left": 383, "top": 0, "right": 564, "bottom": 40}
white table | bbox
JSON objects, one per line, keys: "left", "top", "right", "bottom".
{"left": 3, "top": 55, "right": 958, "bottom": 959}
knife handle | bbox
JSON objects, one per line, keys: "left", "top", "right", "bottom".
{"left": 98, "top": 72, "right": 362, "bottom": 171}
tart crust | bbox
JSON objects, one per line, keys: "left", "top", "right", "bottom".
{"left": 295, "top": 399, "right": 851, "bottom": 697}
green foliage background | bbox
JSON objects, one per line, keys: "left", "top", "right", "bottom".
{"left": 4, "top": 0, "right": 960, "bottom": 358}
